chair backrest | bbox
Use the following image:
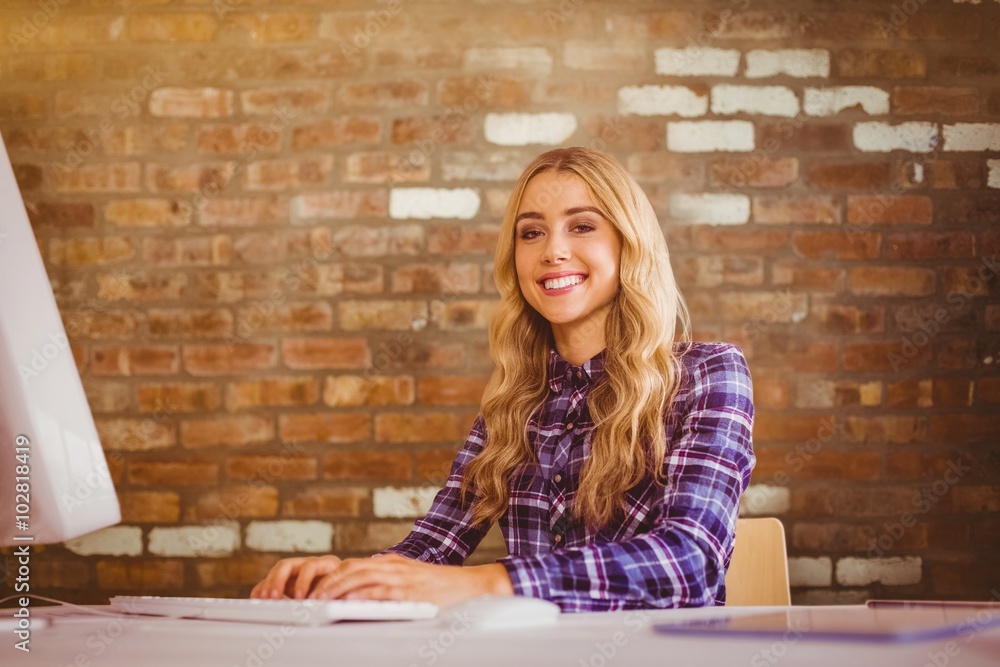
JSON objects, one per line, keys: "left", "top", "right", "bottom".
{"left": 725, "top": 517, "right": 791, "bottom": 606}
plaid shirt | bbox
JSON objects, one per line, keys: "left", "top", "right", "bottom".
{"left": 382, "top": 342, "right": 755, "bottom": 612}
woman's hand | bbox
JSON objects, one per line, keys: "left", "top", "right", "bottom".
{"left": 250, "top": 555, "right": 343, "bottom": 600}
{"left": 311, "top": 554, "right": 514, "bottom": 606}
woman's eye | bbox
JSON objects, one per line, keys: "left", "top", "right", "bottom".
{"left": 519, "top": 230, "right": 540, "bottom": 240}
{"left": 574, "top": 223, "right": 595, "bottom": 233}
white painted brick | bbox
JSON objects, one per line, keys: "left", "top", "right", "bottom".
{"left": 441, "top": 151, "right": 526, "bottom": 182}
{"left": 667, "top": 121, "right": 755, "bottom": 153}
{"left": 463, "top": 47, "right": 552, "bottom": 73}
{"left": 373, "top": 486, "right": 439, "bottom": 518}
{"left": 745, "top": 49, "right": 831, "bottom": 78}
{"left": 788, "top": 557, "right": 833, "bottom": 587}
{"left": 942, "top": 123, "right": 1000, "bottom": 151}
{"left": 65, "top": 526, "right": 142, "bottom": 557}
{"left": 389, "top": 187, "right": 480, "bottom": 220}
{"left": 654, "top": 47, "right": 740, "bottom": 77}
{"left": 712, "top": 85, "right": 799, "bottom": 117}
{"left": 669, "top": 193, "right": 751, "bottom": 225}
{"left": 853, "top": 122, "right": 938, "bottom": 153}
{"left": 245, "top": 520, "right": 333, "bottom": 553}
{"left": 148, "top": 524, "right": 239, "bottom": 557}
{"left": 835, "top": 556, "right": 922, "bottom": 587}
{"left": 804, "top": 87, "right": 890, "bottom": 116}
{"left": 988, "top": 160, "right": 1000, "bottom": 189}
{"left": 739, "top": 484, "right": 791, "bottom": 516}
{"left": 618, "top": 85, "right": 708, "bottom": 117}
{"left": 484, "top": 112, "right": 577, "bottom": 146}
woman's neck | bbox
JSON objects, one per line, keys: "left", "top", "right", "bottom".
{"left": 552, "top": 328, "right": 605, "bottom": 366}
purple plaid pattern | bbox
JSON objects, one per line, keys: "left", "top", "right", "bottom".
{"left": 382, "top": 342, "right": 755, "bottom": 612}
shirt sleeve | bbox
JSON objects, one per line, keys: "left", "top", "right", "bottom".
{"left": 378, "top": 414, "right": 491, "bottom": 565}
{"left": 497, "top": 344, "right": 756, "bottom": 612}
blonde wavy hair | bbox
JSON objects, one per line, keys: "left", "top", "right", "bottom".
{"left": 460, "top": 147, "right": 692, "bottom": 531}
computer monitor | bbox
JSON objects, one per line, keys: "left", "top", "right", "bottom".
{"left": 0, "top": 129, "right": 121, "bottom": 547}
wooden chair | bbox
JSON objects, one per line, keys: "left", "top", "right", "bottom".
{"left": 725, "top": 517, "right": 791, "bottom": 606}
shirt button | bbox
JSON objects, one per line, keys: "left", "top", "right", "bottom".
{"left": 574, "top": 371, "right": 582, "bottom": 380}
{"left": 553, "top": 474, "right": 562, "bottom": 483}
{"left": 566, "top": 422, "right": 574, "bottom": 431}
{"left": 554, "top": 535, "right": 562, "bottom": 544}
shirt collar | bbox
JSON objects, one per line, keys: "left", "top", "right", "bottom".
{"left": 547, "top": 347, "right": 606, "bottom": 394}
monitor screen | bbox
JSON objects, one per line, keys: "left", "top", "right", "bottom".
{"left": 0, "top": 129, "right": 121, "bottom": 547}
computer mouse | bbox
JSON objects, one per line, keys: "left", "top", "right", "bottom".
{"left": 438, "top": 594, "right": 561, "bottom": 632}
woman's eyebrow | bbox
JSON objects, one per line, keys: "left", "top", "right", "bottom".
{"left": 515, "top": 206, "right": 605, "bottom": 224}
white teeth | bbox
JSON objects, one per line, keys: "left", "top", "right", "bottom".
{"left": 543, "top": 275, "right": 584, "bottom": 290}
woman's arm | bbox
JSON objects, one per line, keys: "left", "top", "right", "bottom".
{"left": 499, "top": 344, "right": 755, "bottom": 611}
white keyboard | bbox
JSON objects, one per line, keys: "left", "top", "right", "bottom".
{"left": 109, "top": 595, "right": 438, "bottom": 626}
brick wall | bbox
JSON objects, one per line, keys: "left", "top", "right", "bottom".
{"left": 0, "top": 0, "right": 997, "bottom": 605}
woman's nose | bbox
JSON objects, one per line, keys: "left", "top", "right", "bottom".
{"left": 542, "top": 230, "right": 570, "bottom": 263}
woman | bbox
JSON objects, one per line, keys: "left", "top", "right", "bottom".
{"left": 252, "top": 147, "right": 755, "bottom": 611}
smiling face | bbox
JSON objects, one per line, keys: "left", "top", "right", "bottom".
{"left": 514, "top": 170, "right": 622, "bottom": 361}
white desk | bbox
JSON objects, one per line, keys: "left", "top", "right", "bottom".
{"left": 5, "top": 604, "right": 1000, "bottom": 667}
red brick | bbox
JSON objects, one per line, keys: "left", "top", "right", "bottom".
{"left": 181, "top": 415, "right": 274, "bottom": 448}
{"left": 27, "top": 202, "right": 95, "bottom": 229}
{"left": 427, "top": 225, "right": 500, "bottom": 254}
{"left": 754, "top": 195, "right": 841, "bottom": 224}
{"left": 150, "top": 88, "right": 233, "bottom": 118}
{"left": 753, "top": 413, "right": 836, "bottom": 442}
{"left": 806, "top": 303, "right": 885, "bottom": 334}
{"left": 886, "top": 379, "right": 932, "bottom": 408}
{"left": 337, "top": 81, "right": 429, "bottom": 108}
{"left": 937, "top": 194, "right": 1000, "bottom": 225}
{"left": 96, "top": 272, "right": 188, "bottom": 301}
{"left": 437, "top": 77, "right": 528, "bottom": 108}
{"left": 752, "top": 339, "right": 840, "bottom": 373}
{"left": 627, "top": 153, "right": 704, "bottom": 186}
{"left": 937, "top": 55, "right": 1000, "bottom": 78}
{"left": 415, "top": 447, "right": 461, "bottom": 482}
{"left": 118, "top": 491, "right": 180, "bottom": 523}
{"left": 848, "top": 195, "right": 932, "bottom": 226}
{"left": 930, "top": 413, "right": 1000, "bottom": 444}
{"left": 323, "top": 449, "right": 412, "bottom": 480}
{"left": 147, "top": 162, "right": 235, "bottom": 193}
{"left": 898, "top": 12, "right": 980, "bottom": 41}
{"left": 323, "top": 376, "right": 415, "bottom": 407}
{"left": 279, "top": 413, "right": 371, "bottom": 444}
{"left": 798, "top": 13, "right": 891, "bottom": 41}
{"left": 710, "top": 157, "right": 798, "bottom": 188}
{"left": 761, "top": 123, "right": 851, "bottom": 153}
{"left": 417, "top": 376, "right": 490, "bottom": 406}
{"left": 849, "top": 267, "right": 935, "bottom": 296}
{"left": 933, "top": 379, "right": 973, "bottom": 408}
{"left": 96, "top": 418, "right": 176, "bottom": 451}
{"left": 281, "top": 487, "right": 368, "bottom": 517}
{"left": 24, "top": 561, "right": 91, "bottom": 591}
{"left": 792, "top": 231, "right": 881, "bottom": 260}
{"left": 292, "top": 117, "right": 382, "bottom": 150}
{"left": 196, "top": 123, "right": 283, "bottom": 154}
{"left": 942, "top": 267, "right": 992, "bottom": 297}
{"left": 770, "top": 263, "right": 844, "bottom": 291}
{"left": 64, "top": 310, "right": 140, "bottom": 341}
{"left": 979, "top": 378, "right": 1000, "bottom": 404}
{"left": 148, "top": 309, "right": 233, "bottom": 338}
{"left": 753, "top": 377, "right": 789, "bottom": 410}
{"left": 844, "top": 416, "right": 927, "bottom": 445}
{"left": 199, "top": 196, "right": 291, "bottom": 227}
{"left": 129, "top": 13, "right": 218, "bottom": 42}
{"left": 245, "top": 156, "right": 333, "bottom": 191}
{"left": 936, "top": 339, "right": 977, "bottom": 371}
{"left": 343, "top": 151, "right": 430, "bottom": 184}
{"left": 49, "top": 237, "right": 135, "bottom": 266}
{"left": 836, "top": 49, "right": 926, "bottom": 78}
{"left": 607, "top": 11, "right": 698, "bottom": 38}
{"left": 844, "top": 342, "right": 932, "bottom": 372}
{"left": 142, "top": 236, "right": 232, "bottom": 267}
{"left": 692, "top": 229, "right": 788, "bottom": 254}
{"left": 195, "top": 556, "right": 279, "bottom": 588}
{"left": 375, "top": 413, "right": 465, "bottom": 443}
{"left": 13, "top": 163, "right": 42, "bottom": 191}
{"left": 234, "top": 302, "right": 333, "bottom": 334}
{"left": 392, "top": 115, "right": 474, "bottom": 145}
{"left": 183, "top": 343, "right": 277, "bottom": 376}
{"left": 97, "top": 561, "right": 185, "bottom": 591}
{"left": 91, "top": 345, "right": 179, "bottom": 376}
{"left": 225, "top": 455, "right": 318, "bottom": 482}
{"left": 893, "top": 86, "right": 979, "bottom": 116}
{"left": 186, "top": 485, "right": 279, "bottom": 520}
{"left": 281, "top": 338, "right": 370, "bottom": 370}
{"left": 226, "top": 377, "right": 319, "bottom": 410}
{"left": 925, "top": 160, "right": 982, "bottom": 190}
{"left": 702, "top": 11, "right": 792, "bottom": 39}
{"left": 807, "top": 162, "right": 896, "bottom": 191}
{"left": 886, "top": 232, "right": 975, "bottom": 260}
{"left": 137, "top": 382, "right": 220, "bottom": 413}
{"left": 128, "top": 460, "right": 220, "bottom": 486}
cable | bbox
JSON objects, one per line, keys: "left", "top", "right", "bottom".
{"left": 0, "top": 593, "right": 126, "bottom": 618}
